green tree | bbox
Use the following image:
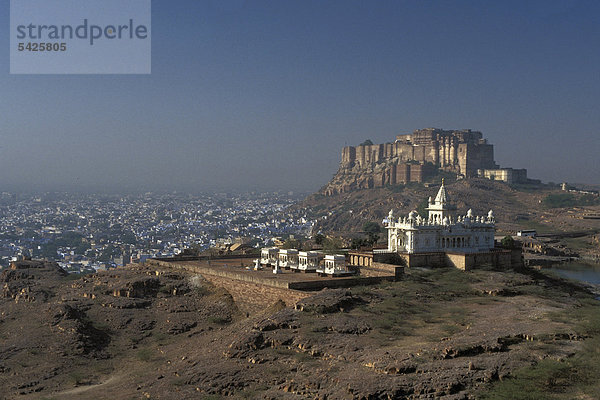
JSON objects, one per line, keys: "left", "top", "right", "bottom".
{"left": 323, "top": 237, "right": 343, "bottom": 251}
{"left": 282, "top": 238, "right": 301, "bottom": 250}
{"left": 363, "top": 222, "right": 381, "bottom": 234}
{"left": 74, "top": 241, "right": 91, "bottom": 255}
{"left": 359, "top": 139, "right": 374, "bottom": 146}
{"left": 55, "top": 232, "right": 85, "bottom": 248}
{"left": 542, "top": 193, "right": 599, "bottom": 208}
{"left": 121, "top": 231, "right": 137, "bottom": 245}
{"left": 98, "top": 245, "right": 117, "bottom": 262}
{"left": 501, "top": 236, "right": 516, "bottom": 249}
{"left": 417, "top": 198, "right": 429, "bottom": 218}
{"left": 351, "top": 237, "right": 367, "bottom": 249}
{"left": 367, "top": 233, "right": 380, "bottom": 246}
{"left": 542, "top": 193, "right": 576, "bottom": 208}
{"left": 580, "top": 194, "right": 600, "bottom": 206}
{"left": 313, "top": 233, "right": 325, "bottom": 245}
{"left": 40, "top": 243, "right": 59, "bottom": 260}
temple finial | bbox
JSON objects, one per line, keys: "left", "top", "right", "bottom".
{"left": 441, "top": 178, "right": 445, "bottom": 185}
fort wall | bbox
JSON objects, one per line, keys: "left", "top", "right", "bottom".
{"left": 341, "top": 129, "right": 496, "bottom": 175}
{"left": 326, "top": 128, "right": 499, "bottom": 196}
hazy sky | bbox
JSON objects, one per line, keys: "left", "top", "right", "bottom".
{"left": 1, "top": 0, "right": 599, "bottom": 193}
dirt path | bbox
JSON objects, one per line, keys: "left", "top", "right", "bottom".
{"left": 54, "top": 374, "right": 122, "bottom": 397}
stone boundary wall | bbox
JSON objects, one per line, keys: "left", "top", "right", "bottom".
{"left": 147, "top": 259, "right": 309, "bottom": 314}
{"left": 363, "top": 262, "right": 405, "bottom": 279}
{"left": 397, "top": 249, "right": 523, "bottom": 270}
{"left": 148, "top": 260, "right": 290, "bottom": 289}
{"left": 399, "top": 252, "right": 446, "bottom": 268}
{"left": 350, "top": 249, "right": 523, "bottom": 271}
{"left": 147, "top": 259, "right": 399, "bottom": 291}
{"left": 198, "top": 274, "right": 310, "bottom": 315}
{"left": 446, "top": 249, "right": 523, "bottom": 271}
{"left": 153, "top": 254, "right": 257, "bottom": 262}
{"left": 288, "top": 275, "right": 396, "bottom": 290}
{"left": 146, "top": 259, "right": 399, "bottom": 314}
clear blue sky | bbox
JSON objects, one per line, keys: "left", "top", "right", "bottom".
{"left": 1, "top": 0, "right": 599, "bottom": 193}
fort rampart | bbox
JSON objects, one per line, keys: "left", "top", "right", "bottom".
{"left": 324, "top": 128, "right": 499, "bottom": 195}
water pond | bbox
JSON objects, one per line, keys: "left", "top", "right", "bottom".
{"left": 548, "top": 261, "right": 600, "bottom": 285}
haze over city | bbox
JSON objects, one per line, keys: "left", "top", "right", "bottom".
{"left": 1, "top": 0, "right": 598, "bottom": 193}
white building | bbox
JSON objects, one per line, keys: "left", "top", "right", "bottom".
{"left": 260, "top": 247, "right": 279, "bottom": 266}
{"left": 319, "top": 254, "right": 349, "bottom": 276}
{"left": 477, "top": 168, "right": 527, "bottom": 184}
{"left": 298, "top": 251, "right": 322, "bottom": 272}
{"left": 383, "top": 181, "right": 496, "bottom": 254}
{"left": 278, "top": 249, "right": 299, "bottom": 269}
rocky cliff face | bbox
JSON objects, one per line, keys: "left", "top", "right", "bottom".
{"left": 321, "top": 128, "right": 498, "bottom": 196}
{"left": 323, "top": 156, "right": 436, "bottom": 195}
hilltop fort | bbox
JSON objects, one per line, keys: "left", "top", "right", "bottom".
{"left": 323, "top": 128, "right": 528, "bottom": 195}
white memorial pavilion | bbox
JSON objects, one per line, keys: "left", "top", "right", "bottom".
{"left": 383, "top": 180, "right": 496, "bottom": 254}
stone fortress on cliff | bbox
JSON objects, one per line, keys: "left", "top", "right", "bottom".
{"left": 323, "top": 128, "right": 529, "bottom": 195}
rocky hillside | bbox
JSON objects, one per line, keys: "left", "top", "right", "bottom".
{"left": 2, "top": 260, "right": 600, "bottom": 399}
{"left": 0, "top": 260, "right": 238, "bottom": 398}
{"left": 297, "top": 178, "right": 600, "bottom": 237}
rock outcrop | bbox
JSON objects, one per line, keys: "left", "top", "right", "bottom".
{"left": 1, "top": 259, "right": 67, "bottom": 303}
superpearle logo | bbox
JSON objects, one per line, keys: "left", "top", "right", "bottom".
{"left": 10, "top": 0, "right": 151, "bottom": 74}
